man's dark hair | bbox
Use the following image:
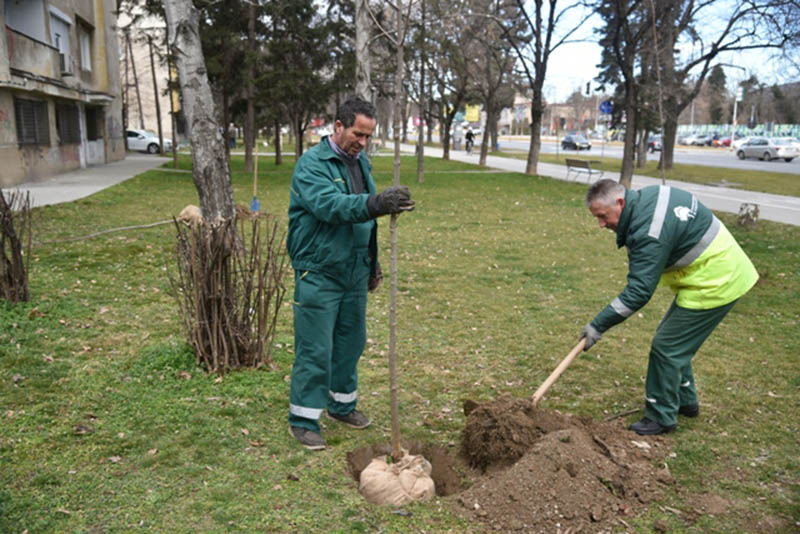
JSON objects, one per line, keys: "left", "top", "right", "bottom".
{"left": 337, "top": 98, "right": 376, "bottom": 128}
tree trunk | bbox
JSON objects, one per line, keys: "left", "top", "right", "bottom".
{"left": 479, "top": 104, "right": 497, "bottom": 167}
{"left": 147, "top": 36, "right": 164, "bottom": 156}
{"left": 636, "top": 129, "right": 647, "bottom": 168}
{"left": 244, "top": 1, "right": 256, "bottom": 173}
{"left": 164, "top": 0, "right": 235, "bottom": 222}
{"left": 619, "top": 96, "right": 636, "bottom": 188}
{"left": 165, "top": 25, "right": 178, "bottom": 168}
{"left": 416, "top": 0, "right": 425, "bottom": 184}
{"left": 127, "top": 31, "right": 145, "bottom": 130}
{"left": 441, "top": 114, "right": 453, "bottom": 160}
{"left": 222, "top": 92, "right": 231, "bottom": 161}
{"left": 274, "top": 118, "right": 282, "bottom": 166}
{"left": 355, "top": 0, "right": 371, "bottom": 101}
{"left": 526, "top": 95, "right": 544, "bottom": 175}
{"left": 660, "top": 116, "right": 678, "bottom": 171}
{"left": 294, "top": 117, "right": 304, "bottom": 159}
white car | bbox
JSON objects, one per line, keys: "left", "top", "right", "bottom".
{"left": 126, "top": 129, "right": 172, "bottom": 154}
{"left": 776, "top": 137, "right": 800, "bottom": 151}
{"left": 731, "top": 136, "right": 752, "bottom": 151}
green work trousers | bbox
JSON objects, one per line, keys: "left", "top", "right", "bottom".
{"left": 644, "top": 298, "right": 738, "bottom": 427}
{"left": 288, "top": 251, "right": 370, "bottom": 432}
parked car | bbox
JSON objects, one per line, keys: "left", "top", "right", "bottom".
{"left": 719, "top": 134, "right": 743, "bottom": 147}
{"left": 736, "top": 137, "right": 799, "bottom": 162}
{"left": 561, "top": 134, "right": 591, "bottom": 150}
{"left": 126, "top": 129, "right": 172, "bottom": 154}
{"left": 689, "top": 134, "right": 712, "bottom": 146}
{"left": 677, "top": 133, "right": 695, "bottom": 145}
{"left": 647, "top": 135, "right": 662, "bottom": 153}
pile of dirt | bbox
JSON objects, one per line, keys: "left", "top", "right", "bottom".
{"left": 455, "top": 395, "right": 674, "bottom": 533}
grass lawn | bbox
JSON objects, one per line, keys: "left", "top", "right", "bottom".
{"left": 490, "top": 149, "right": 800, "bottom": 198}
{"left": 1, "top": 154, "right": 798, "bottom": 533}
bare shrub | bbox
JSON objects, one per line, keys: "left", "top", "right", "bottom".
{"left": 0, "top": 190, "right": 32, "bottom": 303}
{"left": 169, "top": 213, "right": 288, "bottom": 374}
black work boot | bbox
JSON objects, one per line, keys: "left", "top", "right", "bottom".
{"left": 678, "top": 403, "right": 700, "bottom": 418}
{"left": 629, "top": 417, "right": 676, "bottom": 435}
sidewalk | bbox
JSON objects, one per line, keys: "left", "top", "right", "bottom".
{"left": 2, "top": 153, "right": 166, "bottom": 208}
{"left": 4, "top": 148, "right": 799, "bottom": 226}
{"left": 400, "top": 143, "right": 800, "bottom": 226}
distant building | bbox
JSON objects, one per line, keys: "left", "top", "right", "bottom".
{"left": 1, "top": 0, "right": 124, "bottom": 187}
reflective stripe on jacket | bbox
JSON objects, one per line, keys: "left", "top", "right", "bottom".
{"left": 591, "top": 185, "right": 758, "bottom": 332}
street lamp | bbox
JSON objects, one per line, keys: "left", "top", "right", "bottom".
{"left": 718, "top": 63, "right": 747, "bottom": 145}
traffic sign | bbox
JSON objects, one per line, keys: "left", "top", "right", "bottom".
{"left": 599, "top": 100, "right": 613, "bottom": 114}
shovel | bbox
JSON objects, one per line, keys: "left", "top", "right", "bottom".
{"left": 531, "top": 338, "right": 587, "bottom": 407}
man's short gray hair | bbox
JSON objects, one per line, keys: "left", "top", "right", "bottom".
{"left": 586, "top": 179, "right": 626, "bottom": 207}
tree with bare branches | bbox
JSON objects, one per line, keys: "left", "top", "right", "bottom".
{"left": 497, "top": 0, "right": 592, "bottom": 175}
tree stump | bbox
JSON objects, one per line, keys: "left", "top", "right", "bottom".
{"left": 737, "top": 203, "right": 759, "bottom": 228}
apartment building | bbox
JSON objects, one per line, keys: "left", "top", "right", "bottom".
{"left": 1, "top": 0, "right": 124, "bottom": 187}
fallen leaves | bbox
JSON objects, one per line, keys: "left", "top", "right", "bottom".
{"left": 74, "top": 424, "right": 95, "bottom": 435}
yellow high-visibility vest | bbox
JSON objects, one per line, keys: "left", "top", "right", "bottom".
{"left": 659, "top": 222, "right": 758, "bottom": 309}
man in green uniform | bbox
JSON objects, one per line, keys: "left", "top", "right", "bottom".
{"left": 287, "top": 98, "right": 414, "bottom": 450}
{"left": 581, "top": 179, "right": 758, "bottom": 435}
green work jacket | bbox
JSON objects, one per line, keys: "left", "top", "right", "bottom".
{"left": 287, "top": 137, "right": 378, "bottom": 279}
{"left": 591, "top": 185, "right": 758, "bottom": 333}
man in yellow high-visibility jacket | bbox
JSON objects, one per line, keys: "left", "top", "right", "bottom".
{"left": 581, "top": 179, "right": 758, "bottom": 435}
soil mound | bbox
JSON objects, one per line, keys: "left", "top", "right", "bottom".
{"left": 461, "top": 394, "right": 570, "bottom": 470}
{"left": 456, "top": 396, "right": 674, "bottom": 533}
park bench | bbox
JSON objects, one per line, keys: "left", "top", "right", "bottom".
{"left": 565, "top": 158, "right": 604, "bottom": 182}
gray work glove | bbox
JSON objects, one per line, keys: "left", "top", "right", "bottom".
{"left": 580, "top": 323, "right": 602, "bottom": 351}
{"left": 367, "top": 186, "right": 415, "bottom": 217}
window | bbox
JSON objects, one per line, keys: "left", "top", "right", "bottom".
{"left": 79, "top": 26, "right": 92, "bottom": 72}
{"left": 56, "top": 102, "right": 81, "bottom": 144}
{"left": 14, "top": 98, "right": 50, "bottom": 146}
{"left": 49, "top": 7, "right": 72, "bottom": 74}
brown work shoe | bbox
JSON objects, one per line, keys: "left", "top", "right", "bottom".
{"left": 289, "top": 425, "right": 326, "bottom": 450}
{"left": 326, "top": 409, "right": 371, "bottom": 429}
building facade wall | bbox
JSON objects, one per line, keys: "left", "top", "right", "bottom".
{"left": 0, "top": 0, "right": 124, "bottom": 187}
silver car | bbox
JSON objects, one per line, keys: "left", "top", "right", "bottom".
{"left": 736, "top": 137, "right": 798, "bottom": 162}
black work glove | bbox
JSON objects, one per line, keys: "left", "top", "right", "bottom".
{"left": 580, "top": 323, "right": 602, "bottom": 351}
{"left": 368, "top": 263, "right": 383, "bottom": 292}
{"left": 367, "top": 186, "right": 415, "bottom": 217}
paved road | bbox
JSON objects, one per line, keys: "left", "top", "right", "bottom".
{"left": 500, "top": 136, "right": 800, "bottom": 175}
{"left": 402, "top": 143, "right": 800, "bottom": 226}
{"left": 4, "top": 149, "right": 799, "bottom": 226}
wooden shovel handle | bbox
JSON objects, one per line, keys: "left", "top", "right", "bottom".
{"left": 532, "top": 338, "right": 587, "bottom": 407}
